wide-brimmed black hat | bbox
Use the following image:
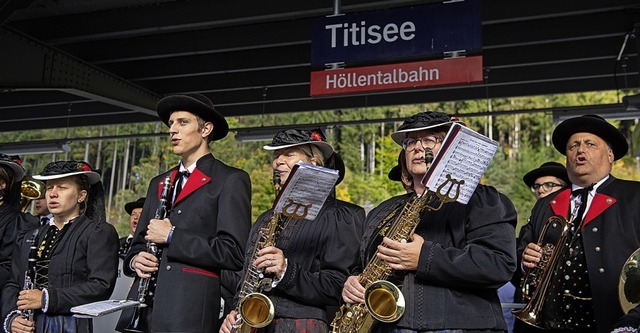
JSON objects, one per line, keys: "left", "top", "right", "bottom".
{"left": 391, "top": 111, "right": 456, "bottom": 145}
{"left": 125, "top": 197, "right": 145, "bottom": 215}
{"left": 552, "top": 114, "right": 628, "bottom": 160}
{"left": 0, "top": 153, "right": 25, "bottom": 182}
{"left": 263, "top": 128, "right": 334, "bottom": 160}
{"left": 388, "top": 165, "right": 402, "bottom": 182}
{"left": 33, "top": 161, "right": 101, "bottom": 185}
{"left": 325, "top": 152, "right": 345, "bottom": 185}
{"left": 522, "top": 162, "right": 570, "bottom": 188}
{"left": 156, "top": 93, "right": 229, "bottom": 141}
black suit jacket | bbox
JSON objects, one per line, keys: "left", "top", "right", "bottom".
{"left": 123, "top": 153, "right": 252, "bottom": 333}
{"left": 517, "top": 176, "right": 640, "bottom": 333}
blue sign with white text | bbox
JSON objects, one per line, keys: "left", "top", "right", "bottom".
{"left": 311, "top": 0, "right": 481, "bottom": 68}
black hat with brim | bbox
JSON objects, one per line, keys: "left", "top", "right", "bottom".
{"left": 522, "top": 161, "right": 570, "bottom": 188}
{"left": 263, "top": 128, "right": 334, "bottom": 161}
{"left": 33, "top": 161, "right": 101, "bottom": 185}
{"left": 391, "top": 111, "right": 455, "bottom": 146}
{"left": 552, "top": 114, "right": 628, "bottom": 161}
{"left": 0, "top": 153, "right": 25, "bottom": 182}
{"left": 125, "top": 197, "right": 145, "bottom": 215}
{"left": 156, "top": 93, "right": 229, "bottom": 141}
{"left": 388, "top": 165, "right": 402, "bottom": 182}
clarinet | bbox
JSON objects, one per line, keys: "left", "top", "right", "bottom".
{"left": 125, "top": 174, "right": 172, "bottom": 333}
{"left": 21, "top": 229, "right": 39, "bottom": 322}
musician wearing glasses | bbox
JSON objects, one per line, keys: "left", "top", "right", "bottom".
{"left": 339, "top": 111, "right": 517, "bottom": 333}
{"left": 219, "top": 128, "right": 362, "bottom": 333}
{"left": 523, "top": 162, "right": 570, "bottom": 200}
{"left": 517, "top": 115, "right": 640, "bottom": 333}
{"left": 119, "top": 94, "right": 252, "bottom": 333}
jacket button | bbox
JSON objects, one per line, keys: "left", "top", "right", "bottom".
{"left": 166, "top": 265, "right": 171, "bottom": 271}
{"left": 591, "top": 227, "right": 598, "bottom": 233}
{"left": 594, "top": 247, "right": 601, "bottom": 252}
{"left": 177, "top": 210, "right": 182, "bottom": 215}
{"left": 599, "top": 268, "right": 605, "bottom": 273}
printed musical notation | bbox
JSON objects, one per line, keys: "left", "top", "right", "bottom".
{"left": 422, "top": 123, "right": 498, "bottom": 204}
{"left": 273, "top": 162, "right": 339, "bottom": 221}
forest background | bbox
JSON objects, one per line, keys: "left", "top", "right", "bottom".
{"left": 7, "top": 90, "right": 640, "bottom": 237}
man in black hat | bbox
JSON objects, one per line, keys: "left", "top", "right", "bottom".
{"left": 339, "top": 111, "right": 517, "bottom": 332}
{"left": 518, "top": 114, "right": 640, "bottom": 332}
{"left": 120, "top": 94, "right": 251, "bottom": 333}
{"left": 119, "top": 198, "right": 145, "bottom": 259}
{"left": 523, "top": 161, "right": 570, "bottom": 200}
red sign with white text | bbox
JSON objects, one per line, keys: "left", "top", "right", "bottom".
{"left": 310, "top": 55, "right": 482, "bottom": 96}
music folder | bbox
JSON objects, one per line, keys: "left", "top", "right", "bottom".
{"left": 420, "top": 122, "right": 498, "bottom": 205}
{"left": 71, "top": 299, "right": 140, "bottom": 318}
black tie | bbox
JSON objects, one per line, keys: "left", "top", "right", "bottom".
{"left": 173, "top": 170, "right": 190, "bottom": 201}
{"left": 571, "top": 184, "right": 594, "bottom": 227}
{"left": 40, "top": 216, "right": 48, "bottom": 226}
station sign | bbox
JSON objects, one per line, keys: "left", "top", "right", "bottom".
{"left": 310, "top": 55, "right": 482, "bottom": 96}
{"left": 311, "top": 0, "right": 481, "bottom": 68}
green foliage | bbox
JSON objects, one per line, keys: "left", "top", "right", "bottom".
{"left": 6, "top": 90, "right": 640, "bottom": 238}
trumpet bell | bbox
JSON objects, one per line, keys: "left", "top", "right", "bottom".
{"left": 364, "top": 280, "right": 405, "bottom": 323}
{"left": 20, "top": 176, "right": 45, "bottom": 212}
{"left": 239, "top": 292, "right": 275, "bottom": 328}
{"left": 619, "top": 248, "right": 640, "bottom": 314}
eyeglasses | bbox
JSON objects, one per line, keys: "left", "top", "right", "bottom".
{"left": 530, "top": 182, "right": 563, "bottom": 192}
{"left": 402, "top": 137, "right": 440, "bottom": 151}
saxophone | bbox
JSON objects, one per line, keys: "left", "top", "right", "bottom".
{"left": 331, "top": 167, "right": 463, "bottom": 333}
{"left": 124, "top": 174, "right": 172, "bottom": 333}
{"left": 232, "top": 170, "right": 283, "bottom": 333}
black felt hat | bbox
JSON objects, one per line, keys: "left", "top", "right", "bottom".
{"left": 0, "top": 153, "right": 25, "bottom": 182}
{"left": 391, "top": 111, "right": 456, "bottom": 145}
{"left": 33, "top": 161, "right": 101, "bottom": 185}
{"left": 552, "top": 114, "right": 628, "bottom": 160}
{"left": 388, "top": 165, "right": 402, "bottom": 182}
{"left": 156, "top": 93, "right": 229, "bottom": 141}
{"left": 522, "top": 162, "right": 570, "bottom": 188}
{"left": 325, "top": 152, "right": 345, "bottom": 185}
{"left": 263, "top": 128, "right": 334, "bottom": 160}
{"left": 125, "top": 197, "right": 145, "bottom": 215}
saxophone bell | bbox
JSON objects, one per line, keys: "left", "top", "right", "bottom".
{"left": 237, "top": 292, "right": 275, "bottom": 330}
{"left": 364, "top": 280, "right": 405, "bottom": 323}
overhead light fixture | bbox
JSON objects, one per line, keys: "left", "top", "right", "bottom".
{"left": 551, "top": 103, "right": 640, "bottom": 122}
{"left": 0, "top": 141, "right": 71, "bottom": 155}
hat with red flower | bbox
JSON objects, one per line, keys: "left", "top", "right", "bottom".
{"left": 33, "top": 161, "right": 101, "bottom": 185}
{"left": 0, "top": 153, "right": 25, "bottom": 183}
{"left": 263, "top": 128, "right": 334, "bottom": 160}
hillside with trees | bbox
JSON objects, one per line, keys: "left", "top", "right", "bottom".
{"left": 6, "top": 91, "right": 640, "bottom": 237}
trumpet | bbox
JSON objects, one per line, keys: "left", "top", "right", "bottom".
{"left": 514, "top": 198, "right": 583, "bottom": 328}
{"left": 20, "top": 176, "right": 45, "bottom": 212}
{"left": 124, "top": 174, "right": 172, "bottom": 333}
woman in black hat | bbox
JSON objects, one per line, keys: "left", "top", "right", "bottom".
{"left": 2, "top": 161, "right": 119, "bottom": 333}
{"left": 219, "top": 128, "right": 362, "bottom": 333}
{"left": 340, "top": 111, "right": 517, "bottom": 332}
{"left": 0, "top": 153, "right": 26, "bottom": 299}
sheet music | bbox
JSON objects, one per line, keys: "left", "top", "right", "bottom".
{"left": 273, "top": 162, "right": 339, "bottom": 221}
{"left": 71, "top": 299, "right": 140, "bottom": 318}
{"left": 422, "top": 123, "right": 498, "bottom": 204}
